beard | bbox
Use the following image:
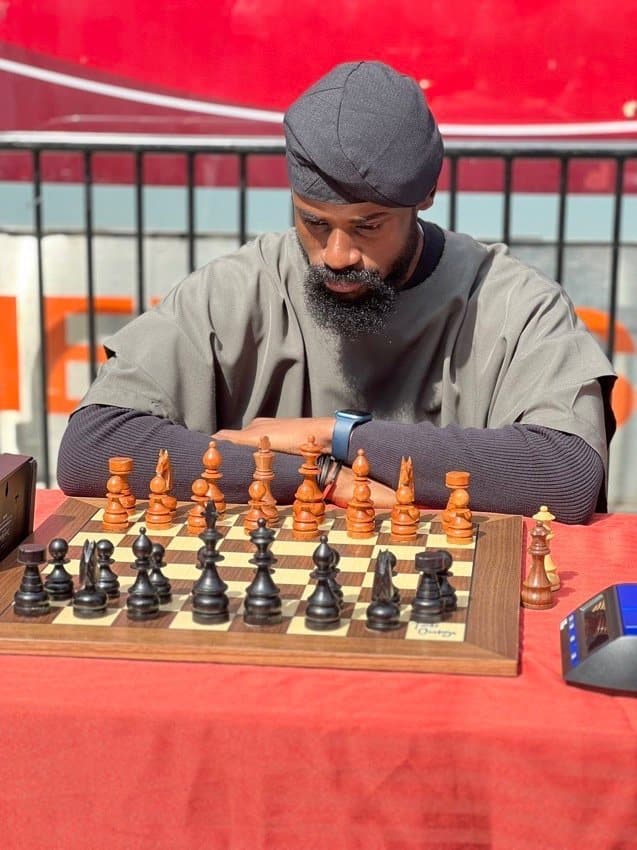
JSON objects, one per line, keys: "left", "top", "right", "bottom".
{"left": 300, "top": 218, "right": 421, "bottom": 339}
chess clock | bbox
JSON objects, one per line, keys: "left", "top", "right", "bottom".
{"left": 560, "top": 584, "right": 637, "bottom": 693}
{"left": 0, "top": 453, "right": 37, "bottom": 563}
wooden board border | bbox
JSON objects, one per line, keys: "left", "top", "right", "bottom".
{"left": 0, "top": 497, "right": 524, "bottom": 675}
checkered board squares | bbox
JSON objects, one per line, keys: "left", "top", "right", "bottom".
{"left": 0, "top": 499, "right": 523, "bottom": 675}
{"left": 34, "top": 506, "right": 477, "bottom": 642}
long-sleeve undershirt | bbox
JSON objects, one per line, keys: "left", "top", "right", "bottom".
{"left": 57, "top": 404, "right": 605, "bottom": 524}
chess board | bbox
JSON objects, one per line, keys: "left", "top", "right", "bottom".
{"left": 0, "top": 498, "right": 524, "bottom": 675}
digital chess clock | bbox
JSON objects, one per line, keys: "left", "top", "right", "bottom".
{"left": 560, "top": 584, "right": 637, "bottom": 693}
{"left": 0, "top": 453, "right": 36, "bottom": 563}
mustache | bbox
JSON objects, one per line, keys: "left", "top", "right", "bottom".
{"left": 307, "top": 265, "right": 386, "bottom": 288}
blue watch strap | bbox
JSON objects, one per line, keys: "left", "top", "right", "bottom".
{"left": 332, "top": 410, "right": 372, "bottom": 462}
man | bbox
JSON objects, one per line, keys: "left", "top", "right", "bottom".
{"left": 57, "top": 61, "right": 616, "bottom": 523}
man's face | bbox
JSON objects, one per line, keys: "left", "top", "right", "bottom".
{"left": 293, "top": 193, "right": 424, "bottom": 337}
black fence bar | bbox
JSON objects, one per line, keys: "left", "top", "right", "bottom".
{"left": 447, "top": 154, "right": 458, "bottom": 232}
{"left": 83, "top": 150, "right": 98, "bottom": 382}
{"left": 555, "top": 156, "right": 569, "bottom": 284}
{"left": 134, "top": 151, "right": 144, "bottom": 315}
{"left": 607, "top": 157, "right": 626, "bottom": 360}
{"left": 238, "top": 152, "right": 247, "bottom": 246}
{"left": 502, "top": 156, "right": 513, "bottom": 245}
{"left": 1, "top": 134, "right": 635, "bottom": 156}
{"left": 31, "top": 149, "right": 51, "bottom": 486}
{"left": 186, "top": 152, "right": 196, "bottom": 274}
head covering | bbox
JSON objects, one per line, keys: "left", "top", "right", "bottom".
{"left": 284, "top": 61, "right": 444, "bottom": 207}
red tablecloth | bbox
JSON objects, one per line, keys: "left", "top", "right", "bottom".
{"left": 1, "top": 491, "right": 636, "bottom": 850}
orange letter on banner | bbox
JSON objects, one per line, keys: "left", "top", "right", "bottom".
{"left": 45, "top": 296, "right": 135, "bottom": 414}
{"left": 0, "top": 296, "right": 20, "bottom": 410}
{"left": 576, "top": 306, "right": 637, "bottom": 427}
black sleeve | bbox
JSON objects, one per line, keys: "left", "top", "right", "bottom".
{"left": 350, "top": 420, "right": 606, "bottom": 524}
{"left": 56, "top": 405, "right": 303, "bottom": 504}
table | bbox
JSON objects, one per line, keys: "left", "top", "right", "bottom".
{"left": 1, "top": 490, "right": 636, "bottom": 850}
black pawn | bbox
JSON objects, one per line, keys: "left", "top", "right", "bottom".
{"left": 126, "top": 527, "right": 160, "bottom": 621}
{"left": 73, "top": 540, "right": 108, "bottom": 619}
{"left": 435, "top": 550, "right": 457, "bottom": 613}
{"left": 14, "top": 543, "right": 50, "bottom": 617}
{"left": 191, "top": 502, "right": 229, "bottom": 624}
{"left": 44, "top": 537, "right": 74, "bottom": 601}
{"left": 244, "top": 518, "right": 282, "bottom": 626}
{"left": 149, "top": 542, "right": 172, "bottom": 604}
{"left": 410, "top": 550, "right": 444, "bottom": 623}
{"left": 305, "top": 535, "right": 341, "bottom": 631}
{"left": 95, "top": 539, "right": 120, "bottom": 599}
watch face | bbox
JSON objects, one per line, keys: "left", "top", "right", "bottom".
{"left": 337, "top": 409, "right": 371, "bottom": 420}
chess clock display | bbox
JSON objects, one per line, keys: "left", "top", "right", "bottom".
{"left": 560, "top": 584, "right": 637, "bottom": 693}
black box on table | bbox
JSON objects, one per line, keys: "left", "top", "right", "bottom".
{"left": 0, "top": 453, "right": 37, "bottom": 562}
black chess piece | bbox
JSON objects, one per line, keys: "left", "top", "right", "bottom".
{"left": 126, "top": 528, "right": 160, "bottom": 621}
{"left": 191, "top": 501, "right": 229, "bottom": 624}
{"left": 243, "top": 518, "right": 282, "bottom": 626}
{"left": 14, "top": 543, "right": 51, "bottom": 617}
{"left": 149, "top": 542, "right": 172, "bottom": 604}
{"left": 410, "top": 550, "right": 444, "bottom": 623}
{"left": 373, "top": 549, "right": 400, "bottom": 606}
{"left": 366, "top": 597, "right": 401, "bottom": 631}
{"left": 44, "top": 537, "right": 74, "bottom": 601}
{"left": 327, "top": 544, "right": 344, "bottom": 608}
{"left": 367, "top": 549, "right": 401, "bottom": 631}
{"left": 305, "top": 535, "right": 341, "bottom": 631}
{"left": 435, "top": 549, "right": 457, "bottom": 613}
{"left": 73, "top": 539, "right": 108, "bottom": 619}
{"left": 95, "top": 538, "right": 120, "bottom": 599}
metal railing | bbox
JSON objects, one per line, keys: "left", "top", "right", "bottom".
{"left": 1, "top": 133, "right": 636, "bottom": 485}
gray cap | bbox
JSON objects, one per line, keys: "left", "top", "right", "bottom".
{"left": 284, "top": 61, "right": 444, "bottom": 207}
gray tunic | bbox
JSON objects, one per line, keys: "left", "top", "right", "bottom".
{"left": 79, "top": 227, "right": 615, "bottom": 469}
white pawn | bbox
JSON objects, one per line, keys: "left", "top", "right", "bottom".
{"left": 533, "top": 505, "right": 559, "bottom": 591}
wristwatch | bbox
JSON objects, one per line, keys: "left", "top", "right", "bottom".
{"left": 331, "top": 409, "right": 372, "bottom": 462}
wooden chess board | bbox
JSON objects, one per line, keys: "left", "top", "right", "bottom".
{"left": 0, "top": 498, "right": 524, "bottom": 675}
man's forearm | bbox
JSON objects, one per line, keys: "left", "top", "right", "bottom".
{"left": 56, "top": 405, "right": 303, "bottom": 503}
{"left": 350, "top": 420, "right": 605, "bottom": 523}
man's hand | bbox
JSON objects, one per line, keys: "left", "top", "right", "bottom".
{"left": 214, "top": 416, "right": 335, "bottom": 455}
